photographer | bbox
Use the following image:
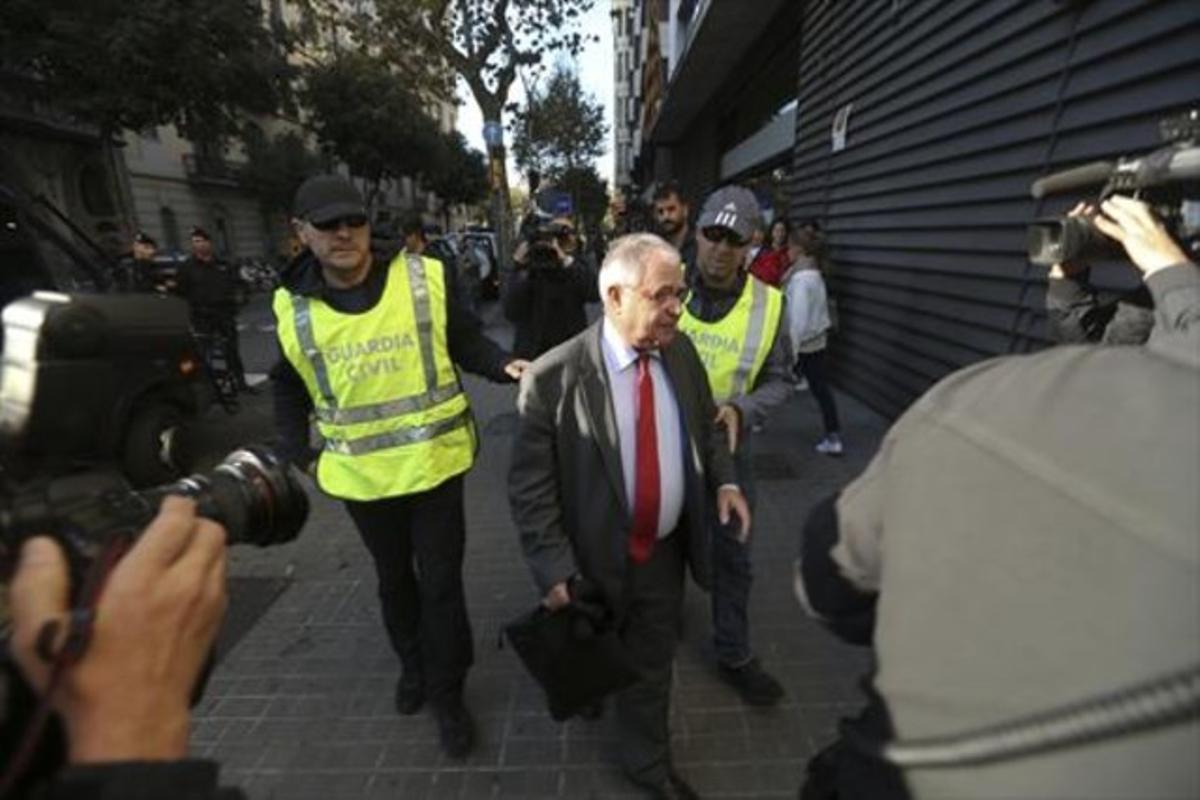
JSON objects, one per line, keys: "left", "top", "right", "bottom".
{"left": 1045, "top": 201, "right": 1156, "bottom": 345}
{"left": 503, "top": 212, "right": 599, "bottom": 360}
{"left": 3, "top": 496, "right": 242, "bottom": 798}
{"left": 796, "top": 196, "right": 1199, "bottom": 799}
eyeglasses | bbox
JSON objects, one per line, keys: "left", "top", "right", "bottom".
{"left": 310, "top": 214, "right": 368, "bottom": 232}
{"left": 701, "top": 226, "right": 748, "bottom": 247}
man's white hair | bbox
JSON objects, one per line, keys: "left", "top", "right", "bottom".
{"left": 598, "top": 233, "right": 680, "bottom": 299}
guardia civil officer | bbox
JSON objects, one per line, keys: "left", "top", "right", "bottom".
{"left": 270, "top": 175, "right": 529, "bottom": 757}
{"left": 677, "top": 185, "right": 792, "bottom": 707}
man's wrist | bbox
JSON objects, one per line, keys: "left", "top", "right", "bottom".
{"left": 68, "top": 705, "right": 190, "bottom": 763}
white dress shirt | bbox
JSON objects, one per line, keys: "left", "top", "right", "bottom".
{"left": 600, "top": 318, "right": 686, "bottom": 538}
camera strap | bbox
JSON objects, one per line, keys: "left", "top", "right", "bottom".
{"left": 0, "top": 533, "right": 130, "bottom": 798}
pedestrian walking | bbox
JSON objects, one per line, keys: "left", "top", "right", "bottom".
{"left": 781, "top": 227, "right": 843, "bottom": 455}
{"left": 749, "top": 218, "right": 791, "bottom": 287}
{"left": 270, "top": 175, "right": 529, "bottom": 758}
{"left": 509, "top": 233, "right": 750, "bottom": 798}
{"left": 678, "top": 185, "right": 792, "bottom": 706}
{"left": 653, "top": 181, "right": 698, "bottom": 283}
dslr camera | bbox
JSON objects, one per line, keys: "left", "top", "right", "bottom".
{"left": 0, "top": 291, "right": 309, "bottom": 615}
{"left": 1028, "top": 109, "right": 1200, "bottom": 266}
{"left": 0, "top": 291, "right": 309, "bottom": 791}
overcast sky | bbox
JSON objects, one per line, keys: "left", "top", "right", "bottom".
{"left": 456, "top": 1, "right": 615, "bottom": 188}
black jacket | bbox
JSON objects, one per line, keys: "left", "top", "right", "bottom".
{"left": 1045, "top": 269, "right": 1155, "bottom": 345}
{"left": 270, "top": 249, "right": 514, "bottom": 470}
{"left": 502, "top": 256, "right": 598, "bottom": 360}
{"left": 178, "top": 257, "right": 239, "bottom": 311}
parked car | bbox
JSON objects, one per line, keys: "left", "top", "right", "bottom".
{"left": 0, "top": 181, "right": 206, "bottom": 484}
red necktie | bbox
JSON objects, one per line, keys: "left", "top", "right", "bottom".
{"left": 629, "top": 353, "right": 660, "bottom": 564}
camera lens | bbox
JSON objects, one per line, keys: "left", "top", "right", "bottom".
{"left": 160, "top": 446, "right": 308, "bottom": 546}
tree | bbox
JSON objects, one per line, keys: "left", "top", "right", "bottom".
{"left": 239, "top": 129, "right": 324, "bottom": 216}
{"left": 0, "top": 0, "right": 288, "bottom": 142}
{"left": 512, "top": 65, "right": 607, "bottom": 182}
{"left": 300, "top": 51, "right": 443, "bottom": 212}
{"left": 427, "top": 132, "right": 490, "bottom": 229}
{"left": 556, "top": 164, "right": 608, "bottom": 249}
{"left": 348, "top": 0, "right": 599, "bottom": 261}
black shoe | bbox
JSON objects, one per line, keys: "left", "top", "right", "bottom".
{"left": 394, "top": 672, "right": 425, "bottom": 715}
{"left": 433, "top": 699, "right": 474, "bottom": 758}
{"left": 633, "top": 767, "right": 700, "bottom": 799}
{"left": 718, "top": 658, "right": 785, "bottom": 706}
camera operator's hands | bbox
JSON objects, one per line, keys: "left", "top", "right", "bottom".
{"left": 1049, "top": 202, "right": 1095, "bottom": 279}
{"left": 1093, "top": 195, "right": 1189, "bottom": 277}
{"left": 512, "top": 240, "right": 530, "bottom": 268}
{"left": 550, "top": 237, "right": 574, "bottom": 267}
{"left": 8, "top": 496, "right": 228, "bottom": 764}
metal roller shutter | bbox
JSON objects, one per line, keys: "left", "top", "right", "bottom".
{"left": 789, "top": 0, "right": 1200, "bottom": 418}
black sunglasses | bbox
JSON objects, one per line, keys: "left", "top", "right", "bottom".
{"left": 311, "top": 214, "right": 368, "bottom": 232}
{"left": 701, "top": 226, "right": 747, "bottom": 247}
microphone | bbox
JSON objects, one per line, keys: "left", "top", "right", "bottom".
{"left": 1031, "top": 161, "right": 1114, "bottom": 199}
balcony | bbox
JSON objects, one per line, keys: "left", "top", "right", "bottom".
{"left": 182, "top": 154, "right": 242, "bottom": 188}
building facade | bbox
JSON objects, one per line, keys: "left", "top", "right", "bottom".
{"left": 628, "top": 0, "right": 800, "bottom": 217}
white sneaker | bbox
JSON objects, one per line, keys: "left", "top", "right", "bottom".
{"left": 792, "top": 378, "right": 809, "bottom": 393}
{"left": 815, "top": 434, "right": 843, "bottom": 456}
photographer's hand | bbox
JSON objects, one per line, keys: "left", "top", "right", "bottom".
{"left": 1093, "top": 195, "right": 1189, "bottom": 277}
{"left": 512, "top": 240, "right": 530, "bottom": 268}
{"left": 1049, "top": 202, "right": 1094, "bottom": 279}
{"left": 8, "top": 496, "right": 228, "bottom": 764}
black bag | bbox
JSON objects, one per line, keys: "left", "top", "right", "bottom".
{"left": 502, "top": 593, "right": 640, "bottom": 721}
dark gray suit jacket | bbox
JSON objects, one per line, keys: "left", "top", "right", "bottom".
{"left": 508, "top": 320, "right": 737, "bottom": 614}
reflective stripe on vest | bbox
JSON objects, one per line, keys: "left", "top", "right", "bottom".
{"left": 679, "top": 276, "right": 782, "bottom": 402}
{"left": 324, "top": 405, "right": 472, "bottom": 456}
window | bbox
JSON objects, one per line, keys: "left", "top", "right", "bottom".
{"left": 160, "top": 206, "right": 180, "bottom": 252}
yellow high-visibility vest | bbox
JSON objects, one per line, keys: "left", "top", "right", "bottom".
{"left": 273, "top": 253, "right": 475, "bottom": 500}
{"left": 678, "top": 275, "right": 783, "bottom": 403}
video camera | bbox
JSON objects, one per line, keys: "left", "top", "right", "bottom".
{"left": 518, "top": 210, "right": 574, "bottom": 271}
{"left": 0, "top": 291, "right": 309, "bottom": 613}
{"left": 1027, "top": 109, "right": 1200, "bottom": 266}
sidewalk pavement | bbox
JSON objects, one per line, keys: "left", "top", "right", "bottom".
{"left": 194, "top": 308, "right": 889, "bottom": 799}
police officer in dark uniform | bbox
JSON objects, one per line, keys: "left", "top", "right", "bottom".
{"left": 113, "top": 231, "right": 161, "bottom": 293}
{"left": 178, "top": 226, "right": 251, "bottom": 392}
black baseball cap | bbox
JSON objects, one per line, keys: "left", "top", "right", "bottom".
{"left": 293, "top": 174, "right": 368, "bottom": 225}
{"left": 133, "top": 230, "right": 157, "bottom": 246}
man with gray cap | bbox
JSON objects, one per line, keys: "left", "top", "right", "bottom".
{"left": 270, "top": 174, "right": 529, "bottom": 758}
{"left": 677, "top": 185, "right": 792, "bottom": 706}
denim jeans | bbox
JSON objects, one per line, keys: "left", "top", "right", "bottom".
{"left": 711, "top": 438, "right": 756, "bottom": 666}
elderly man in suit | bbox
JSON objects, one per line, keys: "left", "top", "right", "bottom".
{"left": 509, "top": 233, "right": 752, "bottom": 799}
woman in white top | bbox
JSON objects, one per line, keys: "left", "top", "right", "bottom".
{"left": 781, "top": 227, "right": 843, "bottom": 455}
